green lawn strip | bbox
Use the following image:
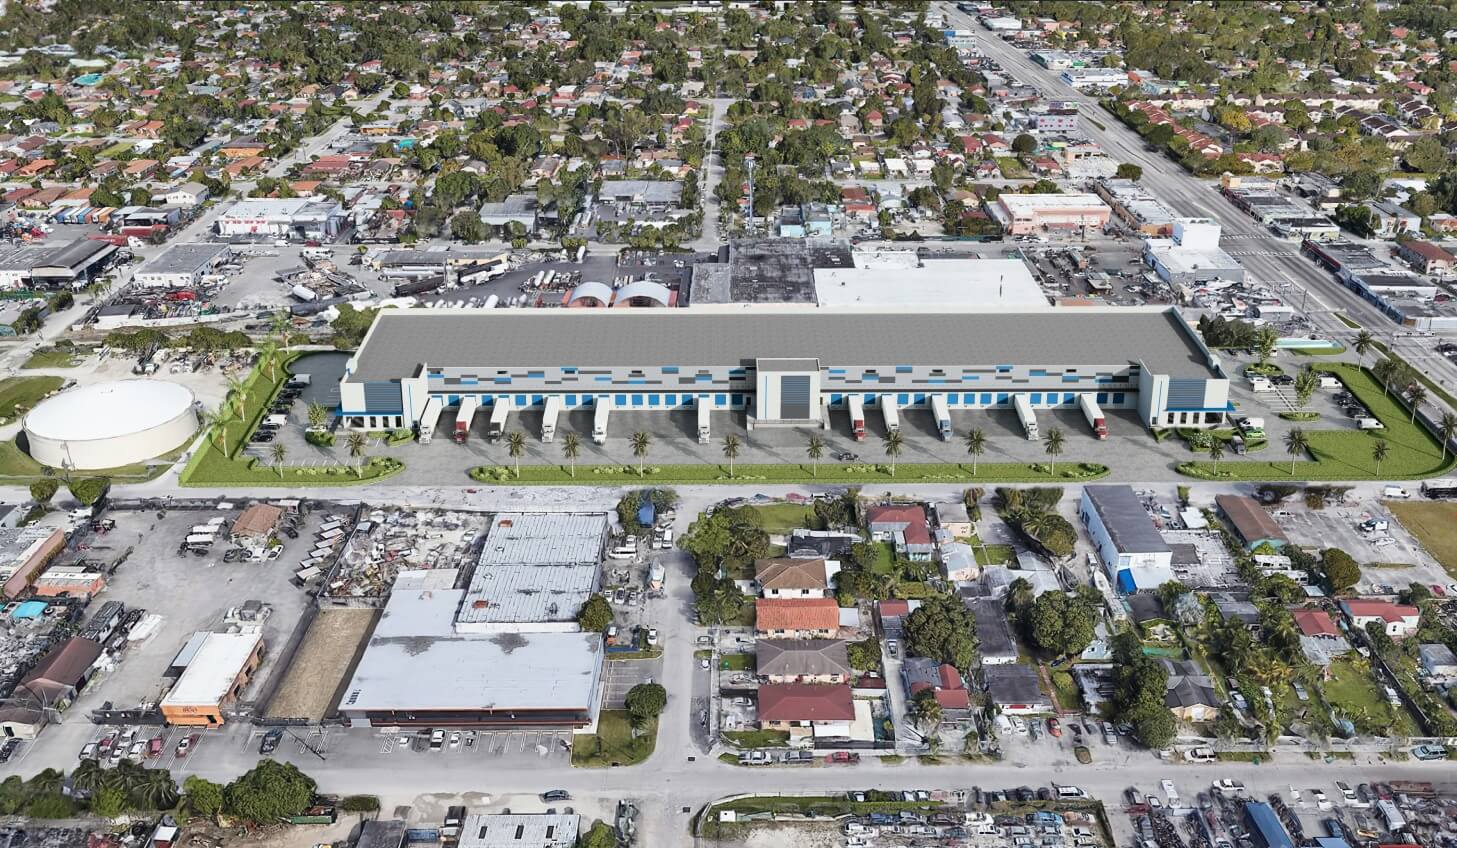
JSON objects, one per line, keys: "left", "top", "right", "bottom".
{"left": 748, "top": 502, "right": 820, "bottom": 535}
{"left": 1050, "top": 669, "right": 1080, "bottom": 712}
{"left": 1335, "top": 314, "right": 1361, "bottom": 329}
{"left": 0, "top": 437, "right": 176, "bottom": 482}
{"left": 21, "top": 348, "right": 85, "bottom": 369}
{"left": 1179, "top": 364, "right": 1455, "bottom": 481}
{"left": 571, "top": 712, "right": 656, "bottom": 767}
{"left": 0, "top": 376, "right": 63, "bottom": 422}
{"left": 1215, "top": 751, "right": 1267, "bottom": 763}
{"left": 469, "top": 461, "right": 1108, "bottom": 485}
{"left": 1320, "top": 656, "right": 1418, "bottom": 736}
{"left": 721, "top": 729, "right": 789, "bottom": 749}
{"left": 1385, "top": 501, "right": 1457, "bottom": 579}
{"left": 973, "top": 543, "right": 1015, "bottom": 566}
{"left": 1373, "top": 341, "right": 1457, "bottom": 411}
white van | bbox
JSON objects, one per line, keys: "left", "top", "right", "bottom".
{"left": 1249, "top": 377, "right": 1274, "bottom": 393}
{"left": 1358, "top": 417, "right": 1385, "bottom": 430}
{"left": 1184, "top": 746, "right": 1216, "bottom": 763}
{"left": 1055, "top": 785, "right": 1088, "bottom": 800}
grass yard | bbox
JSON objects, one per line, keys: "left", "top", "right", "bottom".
{"left": 0, "top": 376, "right": 62, "bottom": 423}
{"left": 1321, "top": 656, "right": 1418, "bottom": 736}
{"left": 571, "top": 711, "right": 656, "bottom": 767}
{"left": 471, "top": 461, "right": 1109, "bottom": 486}
{"left": 0, "top": 437, "right": 177, "bottom": 482}
{"left": 749, "top": 502, "right": 821, "bottom": 535}
{"left": 1386, "top": 501, "right": 1457, "bottom": 579}
{"left": 721, "top": 729, "right": 789, "bottom": 749}
{"left": 21, "top": 347, "right": 87, "bottom": 369}
{"left": 721, "top": 653, "right": 754, "bottom": 672}
{"left": 866, "top": 540, "right": 896, "bottom": 574}
{"left": 1179, "top": 364, "right": 1454, "bottom": 481}
{"left": 1050, "top": 669, "right": 1080, "bottom": 711}
{"left": 996, "top": 157, "right": 1029, "bottom": 178}
{"left": 973, "top": 542, "right": 1015, "bottom": 566}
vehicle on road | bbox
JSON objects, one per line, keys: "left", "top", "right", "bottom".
{"left": 260, "top": 729, "right": 283, "bottom": 755}
{"left": 827, "top": 751, "right": 861, "bottom": 764}
{"left": 1412, "top": 744, "right": 1448, "bottom": 760}
{"left": 541, "top": 789, "right": 572, "bottom": 802}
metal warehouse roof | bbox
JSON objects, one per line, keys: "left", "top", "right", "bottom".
{"left": 1084, "top": 485, "right": 1171, "bottom": 555}
{"left": 139, "top": 242, "right": 231, "bottom": 276}
{"left": 347, "top": 307, "right": 1217, "bottom": 381}
{"left": 343, "top": 589, "right": 602, "bottom": 712}
{"left": 457, "top": 562, "right": 597, "bottom": 625}
{"left": 476, "top": 513, "right": 608, "bottom": 567}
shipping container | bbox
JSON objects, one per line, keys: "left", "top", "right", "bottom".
{"left": 454, "top": 397, "right": 479, "bottom": 444}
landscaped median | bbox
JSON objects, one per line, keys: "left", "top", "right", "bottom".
{"left": 1177, "top": 363, "right": 1455, "bottom": 481}
{"left": 469, "top": 461, "right": 1110, "bottom": 486}
{"left": 179, "top": 351, "right": 405, "bottom": 487}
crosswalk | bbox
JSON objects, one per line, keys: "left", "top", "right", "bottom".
{"left": 1225, "top": 250, "right": 1298, "bottom": 258}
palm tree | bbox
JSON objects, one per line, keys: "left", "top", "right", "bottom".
{"left": 270, "top": 442, "right": 287, "bottom": 478}
{"left": 71, "top": 758, "right": 104, "bottom": 793}
{"left": 630, "top": 431, "right": 651, "bottom": 477}
{"left": 258, "top": 340, "right": 279, "bottom": 381}
{"left": 1407, "top": 384, "right": 1427, "bottom": 423}
{"left": 1255, "top": 327, "right": 1278, "bottom": 368}
{"left": 1353, "top": 330, "right": 1375, "bottom": 369}
{"left": 225, "top": 376, "right": 248, "bottom": 417}
{"left": 203, "top": 407, "right": 230, "bottom": 451}
{"left": 882, "top": 429, "right": 905, "bottom": 477}
{"left": 1372, "top": 439, "right": 1390, "bottom": 476}
{"left": 1373, "top": 358, "right": 1396, "bottom": 397}
{"left": 1043, "top": 427, "right": 1065, "bottom": 475}
{"left": 561, "top": 432, "right": 582, "bottom": 478}
{"left": 1439, "top": 412, "right": 1457, "bottom": 463}
{"left": 506, "top": 430, "right": 526, "bottom": 478}
{"left": 346, "top": 431, "right": 368, "bottom": 478}
{"left": 1208, "top": 437, "right": 1225, "bottom": 473}
{"left": 805, "top": 434, "right": 825, "bottom": 477}
{"left": 964, "top": 427, "right": 986, "bottom": 476}
{"left": 270, "top": 311, "right": 293, "bottom": 351}
{"left": 306, "top": 401, "right": 329, "bottom": 430}
{"left": 722, "top": 434, "right": 742, "bottom": 478}
{"left": 1283, "top": 427, "right": 1308, "bottom": 475}
{"left": 1294, "top": 369, "right": 1319, "bottom": 412}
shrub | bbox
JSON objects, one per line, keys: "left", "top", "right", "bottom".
{"left": 28, "top": 479, "right": 58, "bottom": 503}
{"left": 305, "top": 431, "right": 334, "bottom": 447}
{"left": 67, "top": 476, "right": 110, "bottom": 506}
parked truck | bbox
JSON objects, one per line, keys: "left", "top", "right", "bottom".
{"left": 881, "top": 395, "right": 900, "bottom": 435}
{"left": 417, "top": 396, "right": 442, "bottom": 444}
{"left": 1078, "top": 394, "right": 1107, "bottom": 439}
{"left": 593, "top": 397, "right": 612, "bottom": 444}
{"left": 487, "top": 397, "right": 512, "bottom": 440}
{"left": 848, "top": 396, "right": 866, "bottom": 441}
{"left": 697, "top": 397, "right": 710, "bottom": 444}
{"left": 541, "top": 395, "right": 561, "bottom": 443}
{"left": 931, "top": 394, "right": 952, "bottom": 441}
{"left": 1014, "top": 394, "right": 1039, "bottom": 440}
{"left": 453, "top": 397, "right": 478, "bottom": 444}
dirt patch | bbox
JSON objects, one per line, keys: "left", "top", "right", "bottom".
{"left": 710, "top": 822, "right": 841, "bottom": 847}
{"left": 263, "top": 608, "right": 377, "bottom": 721}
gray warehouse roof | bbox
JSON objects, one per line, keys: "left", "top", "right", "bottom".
{"left": 458, "top": 813, "right": 580, "bottom": 848}
{"left": 348, "top": 307, "right": 1217, "bottom": 381}
{"left": 139, "top": 242, "right": 231, "bottom": 276}
{"left": 477, "top": 513, "right": 608, "bottom": 567}
{"left": 1084, "top": 485, "right": 1171, "bottom": 555}
{"left": 343, "top": 588, "right": 602, "bottom": 712}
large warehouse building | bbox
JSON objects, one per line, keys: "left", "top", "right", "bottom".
{"left": 337, "top": 307, "right": 1231, "bottom": 438}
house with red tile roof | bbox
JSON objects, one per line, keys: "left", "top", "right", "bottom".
{"left": 755, "top": 598, "right": 840, "bottom": 638}
{"left": 866, "top": 504, "right": 933, "bottom": 561}
{"left": 757, "top": 683, "right": 855, "bottom": 738}
{"left": 1341, "top": 600, "right": 1420, "bottom": 639}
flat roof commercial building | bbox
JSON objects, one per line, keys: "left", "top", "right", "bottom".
{"left": 988, "top": 193, "right": 1111, "bottom": 235}
{"left": 458, "top": 813, "right": 580, "bottom": 848}
{"left": 1079, "top": 485, "right": 1174, "bottom": 592}
{"left": 159, "top": 631, "right": 265, "bottom": 726}
{"left": 455, "top": 512, "right": 608, "bottom": 633}
{"left": 134, "top": 242, "right": 232, "bottom": 288}
{"left": 0, "top": 527, "right": 66, "bottom": 599}
{"left": 338, "top": 306, "right": 1230, "bottom": 438}
{"left": 340, "top": 587, "right": 604, "bottom": 728}
{"left": 216, "top": 197, "right": 346, "bottom": 241}
{"left": 1094, "top": 179, "right": 1179, "bottom": 236}
{"left": 0, "top": 239, "right": 116, "bottom": 288}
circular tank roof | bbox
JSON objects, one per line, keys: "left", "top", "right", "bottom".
{"left": 25, "top": 379, "right": 196, "bottom": 442}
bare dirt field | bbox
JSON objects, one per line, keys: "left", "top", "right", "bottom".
{"left": 263, "top": 608, "right": 378, "bottom": 721}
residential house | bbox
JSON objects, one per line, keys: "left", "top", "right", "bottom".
{"left": 1215, "top": 495, "right": 1289, "bottom": 550}
{"left": 1418, "top": 643, "right": 1457, "bottom": 683}
{"left": 1211, "top": 592, "right": 1261, "bottom": 630}
{"left": 1341, "top": 599, "right": 1421, "bottom": 640}
{"left": 875, "top": 598, "right": 921, "bottom": 640}
{"left": 1367, "top": 200, "right": 1420, "bottom": 238}
{"left": 756, "top": 639, "right": 850, "bottom": 684}
{"left": 757, "top": 683, "right": 855, "bottom": 739}
{"left": 755, "top": 557, "right": 834, "bottom": 599}
{"left": 755, "top": 598, "right": 840, "bottom": 639}
{"left": 901, "top": 657, "right": 972, "bottom": 715}
{"left": 163, "top": 182, "right": 209, "bottom": 209}
{"left": 20, "top": 636, "right": 103, "bottom": 705}
{"left": 1291, "top": 608, "right": 1348, "bottom": 666}
{"left": 1160, "top": 659, "right": 1218, "bottom": 722}
{"left": 933, "top": 502, "right": 973, "bottom": 538}
{"left": 984, "top": 664, "right": 1051, "bottom": 715}
{"left": 940, "top": 541, "right": 979, "bottom": 583}
{"left": 866, "top": 504, "right": 934, "bottom": 561}
{"left": 1399, "top": 240, "right": 1456, "bottom": 276}
{"left": 967, "top": 597, "right": 1018, "bottom": 665}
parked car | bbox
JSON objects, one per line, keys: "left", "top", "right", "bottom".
{"left": 540, "top": 789, "right": 572, "bottom": 802}
{"left": 0, "top": 739, "right": 19, "bottom": 763}
{"left": 175, "top": 734, "right": 198, "bottom": 758}
{"left": 1412, "top": 744, "right": 1449, "bottom": 760}
{"left": 259, "top": 729, "right": 283, "bottom": 755}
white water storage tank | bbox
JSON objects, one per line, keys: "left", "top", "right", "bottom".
{"left": 24, "top": 379, "right": 198, "bottom": 470}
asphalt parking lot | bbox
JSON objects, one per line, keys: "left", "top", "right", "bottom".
{"left": 601, "top": 656, "right": 663, "bottom": 710}
{"left": 1276, "top": 499, "right": 1451, "bottom": 593}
